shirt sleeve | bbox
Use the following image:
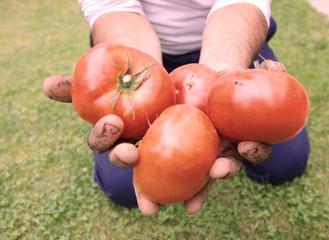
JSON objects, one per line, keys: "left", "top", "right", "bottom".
{"left": 208, "top": 0, "right": 272, "bottom": 26}
{"left": 78, "top": 0, "right": 145, "bottom": 29}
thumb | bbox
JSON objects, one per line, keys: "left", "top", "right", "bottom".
{"left": 109, "top": 143, "right": 139, "bottom": 168}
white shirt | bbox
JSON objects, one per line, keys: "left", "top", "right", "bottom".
{"left": 78, "top": 0, "right": 271, "bottom": 55}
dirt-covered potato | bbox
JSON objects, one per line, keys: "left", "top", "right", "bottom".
{"left": 87, "top": 114, "right": 124, "bottom": 154}
{"left": 42, "top": 75, "right": 72, "bottom": 102}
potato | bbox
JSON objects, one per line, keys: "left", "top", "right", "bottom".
{"left": 42, "top": 75, "right": 72, "bottom": 102}
{"left": 109, "top": 143, "right": 139, "bottom": 168}
{"left": 87, "top": 114, "right": 124, "bottom": 154}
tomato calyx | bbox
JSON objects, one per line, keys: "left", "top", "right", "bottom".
{"left": 112, "top": 57, "right": 156, "bottom": 119}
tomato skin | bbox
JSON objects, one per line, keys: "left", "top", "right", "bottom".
{"left": 170, "top": 63, "right": 221, "bottom": 113}
{"left": 206, "top": 69, "right": 310, "bottom": 144}
{"left": 134, "top": 104, "right": 220, "bottom": 204}
{"left": 72, "top": 43, "right": 175, "bottom": 139}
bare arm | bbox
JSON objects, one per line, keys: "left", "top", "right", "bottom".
{"left": 199, "top": 3, "right": 268, "bottom": 72}
{"left": 92, "top": 11, "right": 162, "bottom": 63}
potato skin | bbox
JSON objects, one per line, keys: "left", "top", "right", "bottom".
{"left": 87, "top": 114, "right": 124, "bottom": 154}
{"left": 42, "top": 75, "right": 72, "bottom": 102}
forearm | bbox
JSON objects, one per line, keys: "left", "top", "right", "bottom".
{"left": 92, "top": 11, "right": 162, "bottom": 63}
{"left": 199, "top": 3, "right": 268, "bottom": 72}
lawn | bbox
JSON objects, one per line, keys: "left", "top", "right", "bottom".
{"left": 0, "top": 0, "right": 328, "bottom": 239}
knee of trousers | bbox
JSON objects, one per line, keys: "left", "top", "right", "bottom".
{"left": 244, "top": 128, "right": 311, "bottom": 185}
{"left": 93, "top": 151, "right": 138, "bottom": 207}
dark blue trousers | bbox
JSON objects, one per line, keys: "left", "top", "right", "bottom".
{"left": 92, "top": 17, "right": 310, "bottom": 207}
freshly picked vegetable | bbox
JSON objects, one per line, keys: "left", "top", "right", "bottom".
{"left": 206, "top": 66, "right": 310, "bottom": 144}
{"left": 170, "top": 63, "right": 221, "bottom": 113}
{"left": 72, "top": 43, "right": 176, "bottom": 139}
{"left": 134, "top": 104, "right": 221, "bottom": 204}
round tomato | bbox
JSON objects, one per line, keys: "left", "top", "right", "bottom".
{"left": 206, "top": 69, "right": 310, "bottom": 144}
{"left": 134, "top": 104, "right": 221, "bottom": 204}
{"left": 170, "top": 63, "right": 221, "bottom": 113}
{"left": 72, "top": 43, "right": 175, "bottom": 139}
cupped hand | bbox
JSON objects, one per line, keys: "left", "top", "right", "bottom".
{"left": 183, "top": 138, "right": 271, "bottom": 214}
{"left": 109, "top": 137, "right": 271, "bottom": 216}
{"left": 42, "top": 75, "right": 156, "bottom": 215}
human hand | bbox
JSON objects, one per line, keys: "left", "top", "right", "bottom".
{"left": 129, "top": 137, "right": 272, "bottom": 215}
{"left": 106, "top": 138, "right": 272, "bottom": 216}
{"left": 42, "top": 75, "right": 130, "bottom": 154}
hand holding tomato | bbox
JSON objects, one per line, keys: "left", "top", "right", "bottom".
{"left": 43, "top": 43, "right": 176, "bottom": 155}
{"left": 42, "top": 50, "right": 275, "bottom": 216}
{"left": 72, "top": 43, "right": 176, "bottom": 139}
{"left": 112, "top": 105, "right": 271, "bottom": 216}
{"left": 43, "top": 73, "right": 271, "bottom": 215}
{"left": 117, "top": 117, "right": 271, "bottom": 216}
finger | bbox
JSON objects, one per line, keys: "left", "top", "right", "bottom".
{"left": 218, "top": 137, "right": 239, "bottom": 158}
{"left": 237, "top": 141, "right": 272, "bottom": 165}
{"left": 87, "top": 114, "right": 124, "bottom": 154}
{"left": 42, "top": 75, "right": 72, "bottom": 102}
{"left": 109, "top": 143, "right": 138, "bottom": 168}
{"left": 134, "top": 186, "right": 160, "bottom": 216}
{"left": 209, "top": 156, "right": 243, "bottom": 179}
{"left": 259, "top": 60, "right": 286, "bottom": 72}
{"left": 183, "top": 178, "right": 215, "bottom": 214}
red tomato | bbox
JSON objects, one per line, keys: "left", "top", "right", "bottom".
{"left": 206, "top": 69, "right": 310, "bottom": 144}
{"left": 134, "top": 104, "right": 221, "bottom": 204}
{"left": 72, "top": 43, "right": 175, "bottom": 139}
{"left": 170, "top": 63, "right": 221, "bottom": 113}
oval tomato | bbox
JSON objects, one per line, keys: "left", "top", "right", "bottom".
{"left": 170, "top": 63, "right": 221, "bottom": 113}
{"left": 134, "top": 104, "right": 221, "bottom": 204}
{"left": 72, "top": 43, "right": 175, "bottom": 139}
{"left": 206, "top": 69, "right": 310, "bottom": 144}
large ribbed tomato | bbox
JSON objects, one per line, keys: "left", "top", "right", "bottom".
{"left": 206, "top": 69, "right": 310, "bottom": 144}
{"left": 170, "top": 63, "right": 221, "bottom": 113}
{"left": 72, "top": 43, "right": 175, "bottom": 139}
{"left": 134, "top": 104, "right": 221, "bottom": 204}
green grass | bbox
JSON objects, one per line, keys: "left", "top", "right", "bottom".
{"left": 1, "top": 0, "right": 328, "bottom": 239}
